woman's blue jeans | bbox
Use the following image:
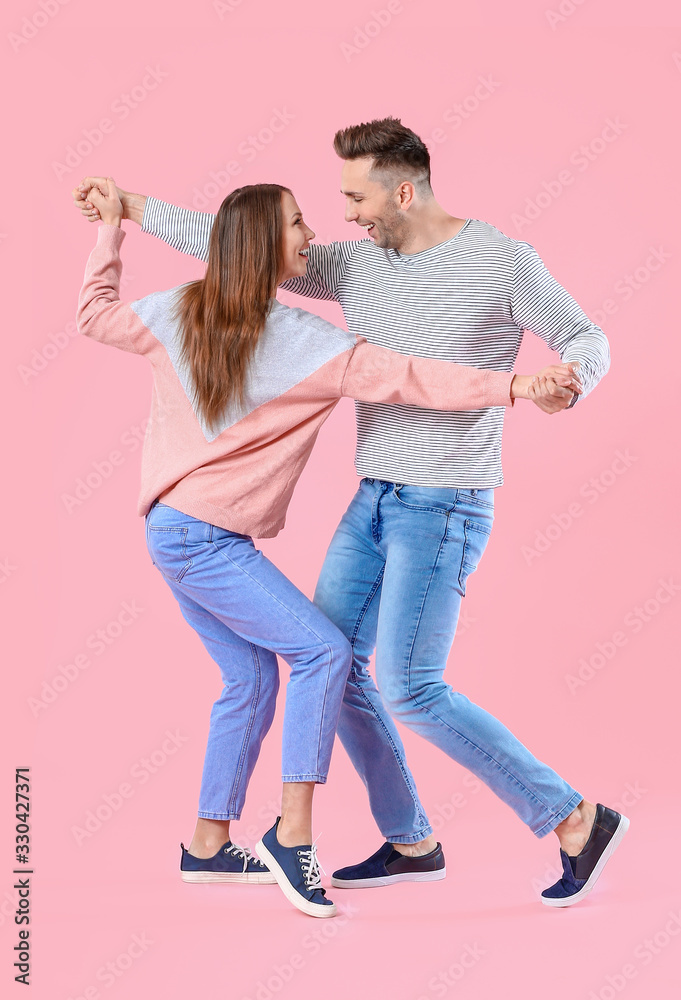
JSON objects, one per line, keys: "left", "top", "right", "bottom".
{"left": 145, "top": 501, "right": 352, "bottom": 820}
{"left": 314, "top": 479, "right": 582, "bottom": 842}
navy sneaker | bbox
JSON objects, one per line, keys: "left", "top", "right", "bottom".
{"left": 180, "top": 841, "right": 276, "bottom": 884}
{"left": 331, "top": 841, "right": 446, "bottom": 888}
{"left": 541, "top": 803, "right": 629, "bottom": 907}
{"left": 255, "top": 818, "right": 337, "bottom": 918}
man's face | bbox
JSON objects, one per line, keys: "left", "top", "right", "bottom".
{"left": 340, "top": 156, "right": 409, "bottom": 250}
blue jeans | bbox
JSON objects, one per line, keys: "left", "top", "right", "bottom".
{"left": 314, "top": 479, "right": 582, "bottom": 842}
{"left": 145, "top": 501, "right": 352, "bottom": 820}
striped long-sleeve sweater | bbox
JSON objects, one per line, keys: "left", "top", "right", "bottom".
{"left": 141, "top": 197, "right": 610, "bottom": 488}
{"left": 77, "top": 225, "right": 515, "bottom": 538}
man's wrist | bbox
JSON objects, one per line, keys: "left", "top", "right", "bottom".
{"left": 121, "top": 191, "right": 147, "bottom": 226}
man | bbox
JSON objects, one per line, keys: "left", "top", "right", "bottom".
{"left": 73, "top": 117, "right": 627, "bottom": 907}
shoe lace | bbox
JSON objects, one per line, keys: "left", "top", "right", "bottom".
{"left": 297, "top": 838, "right": 326, "bottom": 892}
{"left": 228, "top": 843, "right": 267, "bottom": 873}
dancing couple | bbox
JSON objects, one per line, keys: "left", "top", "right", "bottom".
{"left": 73, "top": 117, "right": 627, "bottom": 919}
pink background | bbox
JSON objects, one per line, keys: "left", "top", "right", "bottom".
{"left": 2, "top": 1, "right": 680, "bottom": 997}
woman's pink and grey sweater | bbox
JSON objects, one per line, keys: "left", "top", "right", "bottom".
{"left": 77, "top": 225, "right": 515, "bottom": 538}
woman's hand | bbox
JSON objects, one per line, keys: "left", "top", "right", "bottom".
{"left": 85, "top": 177, "right": 123, "bottom": 227}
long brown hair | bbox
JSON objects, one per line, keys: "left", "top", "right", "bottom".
{"left": 175, "top": 183, "right": 290, "bottom": 430}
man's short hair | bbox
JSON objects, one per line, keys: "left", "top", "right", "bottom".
{"left": 333, "top": 117, "right": 432, "bottom": 193}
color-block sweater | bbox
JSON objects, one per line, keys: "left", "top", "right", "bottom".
{"left": 77, "top": 225, "right": 515, "bottom": 538}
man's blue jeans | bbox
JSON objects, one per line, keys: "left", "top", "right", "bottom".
{"left": 145, "top": 501, "right": 352, "bottom": 820}
{"left": 314, "top": 479, "right": 582, "bottom": 843}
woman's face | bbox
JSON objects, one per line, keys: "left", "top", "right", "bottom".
{"left": 279, "top": 191, "right": 315, "bottom": 284}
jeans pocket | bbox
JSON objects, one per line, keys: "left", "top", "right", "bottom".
{"left": 146, "top": 526, "right": 192, "bottom": 582}
{"left": 458, "top": 519, "right": 492, "bottom": 596}
{"left": 392, "top": 484, "right": 456, "bottom": 515}
{"left": 144, "top": 514, "right": 156, "bottom": 567}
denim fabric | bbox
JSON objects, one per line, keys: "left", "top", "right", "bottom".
{"left": 314, "top": 479, "right": 582, "bottom": 841}
{"left": 145, "top": 501, "right": 352, "bottom": 820}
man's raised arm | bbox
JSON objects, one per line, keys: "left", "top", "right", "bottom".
{"left": 74, "top": 179, "right": 215, "bottom": 262}
{"left": 74, "top": 178, "right": 357, "bottom": 301}
{"left": 140, "top": 197, "right": 215, "bottom": 262}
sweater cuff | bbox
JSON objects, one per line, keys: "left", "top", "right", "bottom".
{"left": 141, "top": 195, "right": 162, "bottom": 234}
{"left": 485, "top": 370, "right": 514, "bottom": 407}
{"left": 96, "top": 224, "right": 126, "bottom": 250}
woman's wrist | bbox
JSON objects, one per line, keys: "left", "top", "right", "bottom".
{"left": 510, "top": 374, "right": 531, "bottom": 400}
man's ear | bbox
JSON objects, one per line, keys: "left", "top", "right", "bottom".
{"left": 396, "top": 181, "right": 416, "bottom": 211}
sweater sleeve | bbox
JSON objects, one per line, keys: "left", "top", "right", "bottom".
{"left": 340, "top": 338, "right": 514, "bottom": 410}
{"left": 77, "top": 225, "right": 148, "bottom": 354}
{"left": 280, "top": 241, "right": 359, "bottom": 302}
{"left": 141, "top": 196, "right": 214, "bottom": 262}
{"left": 511, "top": 241, "right": 610, "bottom": 404}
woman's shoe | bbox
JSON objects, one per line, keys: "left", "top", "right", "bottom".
{"left": 256, "top": 818, "right": 337, "bottom": 918}
{"left": 180, "top": 841, "right": 276, "bottom": 883}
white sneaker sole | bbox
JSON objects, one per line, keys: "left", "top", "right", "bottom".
{"left": 255, "top": 839, "right": 337, "bottom": 918}
{"left": 180, "top": 870, "right": 277, "bottom": 884}
{"left": 541, "top": 813, "right": 630, "bottom": 907}
{"left": 331, "top": 867, "right": 446, "bottom": 889}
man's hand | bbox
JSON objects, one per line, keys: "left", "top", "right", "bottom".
{"left": 85, "top": 177, "right": 123, "bottom": 228}
{"left": 511, "top": 361, "right": 582, "bottom": 409}
{"left": 528, "top": 376, "right": 576, "bottom": 413}
{"left": 72, "top": 177, "right": 147, "bottom": 225}
{"left": 536, "top": 361, "right": 582, "bottom": 389}
{"left": 530, "top": 361, "right": 581, "bottom": 414}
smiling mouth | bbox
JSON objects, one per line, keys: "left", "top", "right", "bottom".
{"left": 360, "top": 223, "right": 376, "bottom": 235}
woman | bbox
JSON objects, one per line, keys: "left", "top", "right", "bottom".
{"left": 77, "top": 178, "right": 580, "bottom": 918}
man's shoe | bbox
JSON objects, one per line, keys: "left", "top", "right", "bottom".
{"left": 256, "top": 817, "right": 337, "bottom": 918}
{"left": 541, "top": 803, "right": 629, "bottom": 907}
{"left": 180, "top": 841, "right": 276, "bottom": 883}
{"left": 331, "top": 841, "right": 446, "bottom": 888}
